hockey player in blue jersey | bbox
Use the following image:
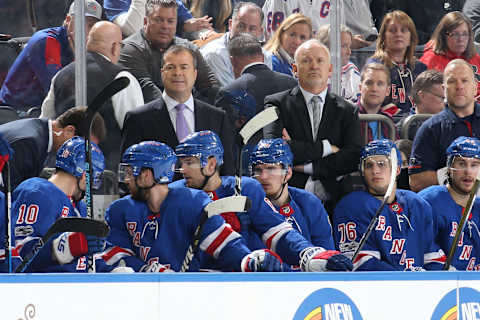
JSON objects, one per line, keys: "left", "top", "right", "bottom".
{"left": 419, "top": 136, "right": 480, "bottom": 271}
{"left": 99, "top": 141, "right": 286, "bottom": 272}
{"left": 333, "top": 139, "right": 446, "bottom": 271}
{"left": 12, "top": 136, "right": 107, "bottom": 272}
{"left": 249, "top": 138, "right": 335, "bottom": 251}
{"left": 171, "top": 130, "right": 353, "bottom": 272}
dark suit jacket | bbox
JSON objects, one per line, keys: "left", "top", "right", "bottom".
{"left": 121, "top": 97, "right": 235, "bottom": 176}
{"left": 215, "top": 63, "right": 297, "bottom": 123}
{"left": 214, "top": 63, "right": 297, "bottom": 173}
{"left": 264, "top": 87, "right": 362, "bottom": 201}
{"left": 0, "top": 118, "right": 49, "bottom": 190}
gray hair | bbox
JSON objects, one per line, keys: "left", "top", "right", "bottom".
{"left": 145, "top": 0, "right": 178, "bottom": 17}
{"left": 228, "top": 33, "right": 263, "bottom": 58}
{"left": 232, "top": 2, "right": 264, "bottom": 24}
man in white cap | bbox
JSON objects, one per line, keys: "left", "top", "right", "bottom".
{"left": 0, "top": 0, "right": 102, "bottom": 113}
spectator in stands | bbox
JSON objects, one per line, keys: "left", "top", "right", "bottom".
{"left": 463, "top": 0, "right": 480, "bottom": 43}
{"left": 215, "top": 33, "right": 297, "bottom": 171}
{"left": 357, "top": 63, "right": 399, "bottom": 142}
{"left": 0, "top": 0, "right": 102, "bottom": 114}
{"left": 263, "top": 39, "right": 361, "bottom": 213}
{"left": 0, "top": 106, "right": 105, "bottom": 190}
{"left": 420, "top": 11, "right": 480, "bottom": 101}
{"left": 263, "top": 13, "right": 312, "bottom": 77}
{"left": 121, "top": 45, "right": 235, "bottom": 176}
{"left": 395, "top": 138, "right": 412, "bottom": 190}
{"left": 409, "top": 59, "right": 480, "bottom": 192}
{"left": 40, "top": 21, "right": 144, "bottom": 171}
{"left": 397, "top": 70, "right": 445, "bottom": 141}
{"left": 317, "top": 24, "right": 361, "bottom": 104}
{"left": 118, "top": 0, "right": 218, "bottom": 104}
{"left": 188, "top": 0, "right": 233, "bottom": 33}
{"left": 104, "top": 0, "right": 213, "bottom": 38}
{"left": 373, "top": 0, "right": 466, "bottom": 45}
{"left": 201, "top": 2, "right": 271, "bottom": 87}
{"left": 367, "top": 10, "right": 427, "bottom": 117}
{"left": 262, "top": 0, "right": 376, "bottom": 48}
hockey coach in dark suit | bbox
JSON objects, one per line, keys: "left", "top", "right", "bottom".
{"left": 263, "top": 39, "right": 361, "bottom": 207}
{"left": 121, "top": 45, "right": 235, "bottom": 176}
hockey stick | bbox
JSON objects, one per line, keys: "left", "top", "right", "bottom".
{"left": 3, "top": 161, "right": 11, "bottom": 273}
{"left": 180, "top": 108, "right": 277, "bottom": 272}
{"left": 15, "top": 217, "right": 109, "bottom": 273}
{"left": 180, "top": 195, "right": 252, "bottom": 272}
{"left": 83, "top": 76, "right": 130, "bottom": 272}
{"left": 443, "top": 169, "right": 480, "bottom": 270}
{"left": 351, "top": 147, "right": 398, "bottom": 264}
{"left": 235, "top": 107, "right": 279, "bottom": 195}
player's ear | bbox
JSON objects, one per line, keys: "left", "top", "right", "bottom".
{"left": 205, "top": 157, "right": 217, "bottom": 175}
{"left": 64, "top": 125, "right": 76, "bottom": 139}
{"left": 286, "top": 166, "right": 293, "bottom": 182}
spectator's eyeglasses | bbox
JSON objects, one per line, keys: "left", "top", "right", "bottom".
{"left": 446, "top": 32, "right": 469, "bottom": 40}
{"left": 422, "top": 90, "right": 445, "bottom": 100}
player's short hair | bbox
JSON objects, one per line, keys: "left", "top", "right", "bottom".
{"left": 161, "top": 45, "right": 198, "bottom": 69}
{"left": 232, "top": 2, "right": 264, "bottom": 24}
{"left": 412, "top": 69, "right": 443, "bottom": 103}
{"left": 360, "top": 63, "right": 391, "bottom": 86}
{"left": 145, "top": 0, "right": 178, "bottom": 17}
{"left": 228, "top": 33, "right": 263, "bottom": 58}
{"left": 56, "top": 106, "right": 106, "bottom": 143}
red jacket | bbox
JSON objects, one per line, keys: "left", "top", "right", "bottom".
{"left": 420, "top": 41, "right": 480, "bottom": 101}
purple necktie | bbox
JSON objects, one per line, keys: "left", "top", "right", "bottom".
{"left": 175, "top": 103, "right": 189, "bottom": 142}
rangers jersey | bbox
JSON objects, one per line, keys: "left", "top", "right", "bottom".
{"left": 419, "top": 185, "right": 480, "bottom": 271}
{"left": 333, "top": 189, "right": 446, "bottom": 271}
{"left": 11, "top": 178, "right": 88, "bottom": 272}
{"left": 169, "top": 176, "right": 313, "bottom": 267}
{"left": 99, "top": 186, "right": 250, "bottom": 272}
{"left": 262, "top": 0, "right": 331, "bottom": 40}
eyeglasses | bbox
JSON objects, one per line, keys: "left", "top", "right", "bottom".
{"left": 446, "top": 32, "right": 469, "bottom": 40}
{"left": 422, "top": 90, "right": 445, "bottom": 100}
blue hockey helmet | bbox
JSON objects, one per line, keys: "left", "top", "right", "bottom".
{"left": 120, "top": 141, "right": 177, "bottom": 184}
{"left": 175, "top": 130, "right": 224, "bottom": 167}
{"left": 55, "top": 136, "right": 105, "bottom": 189}
{"left": 226, "top": 89, "right": 257, "bottom": 123}
{"left": 360, "top": 139, "right": 402, "bottom": 171}
{"left": 446, "top": 136, "right": 480, "bottom": 167}
{"left": 249, "top": 138, "right": 293, "bottom": 174}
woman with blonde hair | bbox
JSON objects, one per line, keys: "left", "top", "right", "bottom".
{"left": 420, "top": 11, "right": 480, "bottom": 100}
{"left": 367, "top": 10, "right": 426, "bottom": 116}
{"left": 264, "top": 13, "right": 312, "bottom": 76}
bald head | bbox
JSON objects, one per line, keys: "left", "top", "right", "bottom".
{"left": 444, "top": 58, "right": 477, "bottom": 117}
{"left": 87, "top": 21, "right": 123, "bottom": 63}
{"left": 293, "top": 39, "right": 332, "bottom": 94}
{"left": 294, "top": 39, "right": 330, "bottom": 64}
{"left": 445, "top": 59, "right": 475, "bottom": 80}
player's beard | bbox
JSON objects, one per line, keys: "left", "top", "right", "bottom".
{"left": 131, "top": 186, "right": 149, "bottom": 202}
